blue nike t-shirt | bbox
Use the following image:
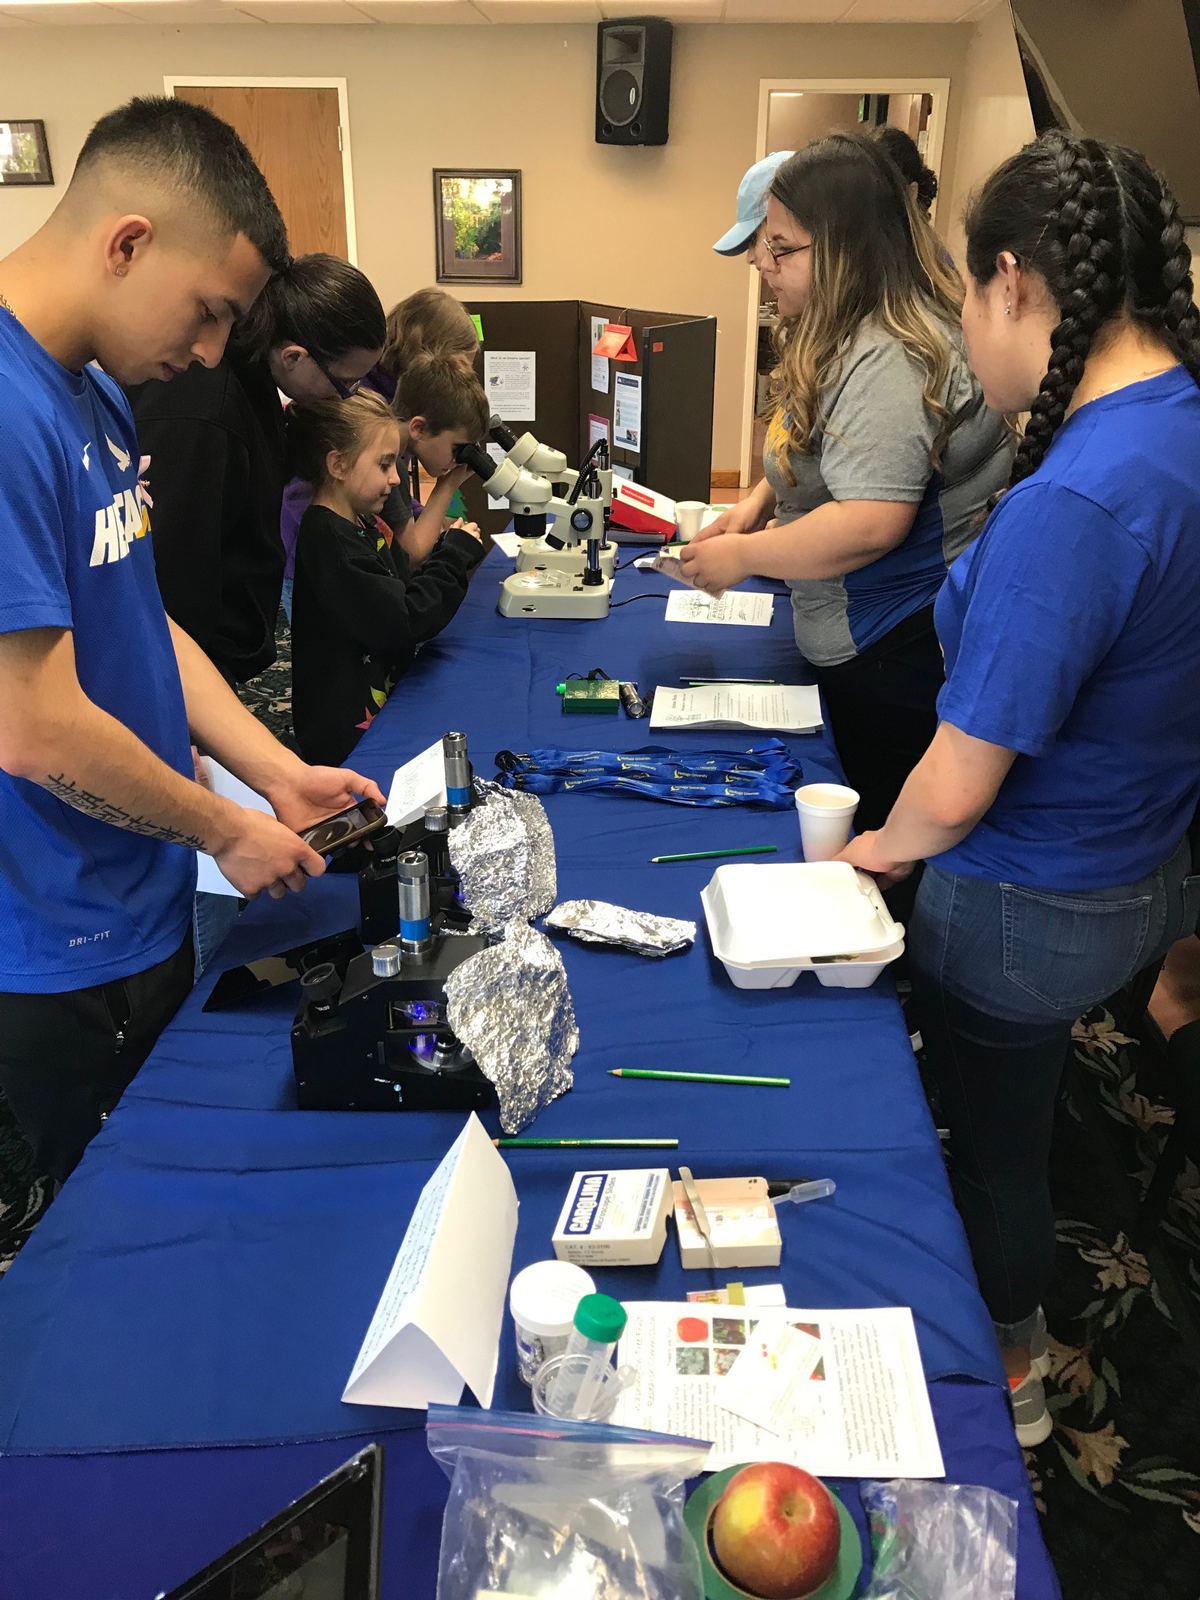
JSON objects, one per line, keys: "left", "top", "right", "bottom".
{"left": 0, "top": 311, "right": 195, "bottom": 993}
{"left": 933, "top": 366, "right": 1200, "bottom": 891}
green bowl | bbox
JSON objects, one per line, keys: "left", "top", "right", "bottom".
{"left": 684, "top": 1465, "right": 863, "bottom": 1600}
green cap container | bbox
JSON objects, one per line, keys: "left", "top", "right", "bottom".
{"left": 572, "top": 1292, "right": 627, "bottom": 1344}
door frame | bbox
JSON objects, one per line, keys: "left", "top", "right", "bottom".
{"left": 739, "top": 76, "right": 951, "bottom": 487}
{"left": 163, "top": 76, "right": 359, "bottom": 263}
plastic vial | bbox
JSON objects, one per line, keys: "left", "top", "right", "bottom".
{"left": 544, "top": 1292, "right": 627, "bottom": 1420}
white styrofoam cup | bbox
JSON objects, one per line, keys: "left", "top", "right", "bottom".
{"left": 795, "top": 783, "right": 860, "bottom": 862}
{"left": 674, "top": 501, "right": 708, "bottom": 541}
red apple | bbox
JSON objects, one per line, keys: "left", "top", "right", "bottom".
{"left": 711, "top": 1462, "right": 840, "bottom": 1600}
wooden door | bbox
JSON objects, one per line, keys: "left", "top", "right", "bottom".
{"left": 173, "top": 84, "right": 348, "bottom": 259}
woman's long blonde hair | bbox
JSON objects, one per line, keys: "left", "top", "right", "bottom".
{"left": 766, "top": 134, "right": 965, "bottom": 484}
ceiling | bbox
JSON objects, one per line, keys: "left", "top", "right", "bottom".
{"left": 0, "top": 0, "right": 1002, "bottom": 29}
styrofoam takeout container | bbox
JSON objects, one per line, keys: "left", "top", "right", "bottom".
{"left": 700, "top": 861, "right": 905, "bottom": 989}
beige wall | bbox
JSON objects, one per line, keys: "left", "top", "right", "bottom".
{"left": 942, "top": 0, "right": 1035, "bottom": 266}
{"left": 0, "top": 17, "right": 1032, "bottom": 472}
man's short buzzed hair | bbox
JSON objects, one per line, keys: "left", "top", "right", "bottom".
{"left": 73, "top": 96, "right": 290, "bottom": 274}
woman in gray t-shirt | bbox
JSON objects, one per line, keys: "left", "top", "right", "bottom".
{"left": 684, "top": 135, "right": 1012, "bottom": 831}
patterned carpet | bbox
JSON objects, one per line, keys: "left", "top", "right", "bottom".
{"left": 2, "top": 621, "right": 1199, "bottom": 1595}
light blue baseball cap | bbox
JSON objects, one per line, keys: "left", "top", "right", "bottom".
{"left": 713, "top": 150, "right": 795, "bottom": 256}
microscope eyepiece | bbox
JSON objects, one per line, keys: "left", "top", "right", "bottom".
{"left": 453, "top": 440, "right": 498, "bottom": 480}
{"left": 489, "top": 416, "right": 519, "bottom": 451}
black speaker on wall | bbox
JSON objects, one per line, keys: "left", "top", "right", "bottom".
{"left": 596, "top": 17, "right": 673, "bottom": 146}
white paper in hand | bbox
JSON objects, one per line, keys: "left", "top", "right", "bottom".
{"left": 194, "top": 758, "right": 274, "bottom": 897}
{"left": 343, "top": 1113, "right": 518, "bottom": 1411}
{"left": 386, "top": 740, "right": 447, "bottom": 827}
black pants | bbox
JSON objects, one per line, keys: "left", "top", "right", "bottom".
{"left": 813, "top": 605, "right": 944, "bottom": 929}
{"left": 813, "top": 605, "right": 944, "bottom": 831}
{"left": 0, "top": 934, "right": 194, "bottom": 1184}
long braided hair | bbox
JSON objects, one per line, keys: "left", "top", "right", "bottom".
{"left": 965, "top": 131, "right": 1200, "bottom": 492}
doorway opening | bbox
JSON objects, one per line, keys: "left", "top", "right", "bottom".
{"left": 740, "top": 77, "right": 949, "bottom": 488}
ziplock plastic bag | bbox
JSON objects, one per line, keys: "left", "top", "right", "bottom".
{"left": 861, "top": 1479, "right": 1018, "bottom": 1600}
{"left": 494, "top": 740, "right": 802, "bottom": 809}
{"left": 426, "top": 1406, "right": 709, "bottom": 1600}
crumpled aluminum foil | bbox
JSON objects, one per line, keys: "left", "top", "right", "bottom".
{"left": 445, "top": 920, "right": 578, "bottom": 1133}
{"left": 544, "top": 899, "right": 697, "bottom": 958}
{"left": 448, "top": 785, "right": 557, "bottom": 934}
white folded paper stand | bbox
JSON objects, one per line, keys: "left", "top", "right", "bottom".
{"left": 343, "top": 1113, "right": 518, "bottom": 1410}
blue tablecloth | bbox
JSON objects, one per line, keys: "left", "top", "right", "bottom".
{"left": 0, "top": 555, "right": 1059, "bottom": 1598}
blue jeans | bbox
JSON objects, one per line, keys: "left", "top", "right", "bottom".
{"left": 191, "top": 891, "right": 242, "bottom": 979}
{"left": 280, "top": 576, "right": 294, "bottom": 625}
{"left": 910, "top": 835, "right": 1200, "bottom": 1344}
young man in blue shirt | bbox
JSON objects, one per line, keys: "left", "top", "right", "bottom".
{"left": 0, "top": 98, "right": 384, "bottom": 1182}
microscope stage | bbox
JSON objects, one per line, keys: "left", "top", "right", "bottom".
{"left": 498, "top": 568, "right": 612, "bottom": 620}
{"left": 515, "top": 538, "right": 618, "bottom": 579}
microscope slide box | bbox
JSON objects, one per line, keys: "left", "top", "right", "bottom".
{"left": 552, "top": 1168, "right": 672, "bottom": 1266}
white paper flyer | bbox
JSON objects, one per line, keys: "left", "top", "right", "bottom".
{"left": 664, "top": 590, "right": 774, "bottom": 628}
{"left": 650, "top": 683, "right": 823, "bottom": 733}
{"left": 612, "top": 1302, "right": 944, "bottom": 1479}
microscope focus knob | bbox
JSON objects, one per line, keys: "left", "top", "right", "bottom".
{"left": 371, "top": 942, "right": 402, "bottom": 978}
{"left": 570, "top": 509, "right": 593, "bottom": 535}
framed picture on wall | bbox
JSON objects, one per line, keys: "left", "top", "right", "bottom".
{"left": 0, "top": 120, "right": 53, "bottom": 186}
{"left": 434, "top": 169, "right": 521, "bottom": 285}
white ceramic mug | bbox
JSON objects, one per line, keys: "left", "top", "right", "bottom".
{"left": 674, "top": 501, "right": 708, "bottom": 541}
{"left": 795, "top": 783, "right": 860, "bottom": 862}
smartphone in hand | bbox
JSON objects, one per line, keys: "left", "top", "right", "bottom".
{"left": 299, "top": 798, "right": 388, "bottom": 858}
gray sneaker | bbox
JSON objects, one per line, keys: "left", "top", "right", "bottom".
{"left": 1029, "top": 1306, "right": 1051, "bottom": 1379}
{"left": 1009, "top": 1370, "right": 1052, "bottom": 1448}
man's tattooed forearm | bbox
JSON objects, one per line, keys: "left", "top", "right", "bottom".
{"left": 44, "top": 773, "right": 204, "bottom": 850}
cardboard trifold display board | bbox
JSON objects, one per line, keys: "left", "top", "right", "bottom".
{"left": 461, "top": 298, "right": 716, "bottom": 541}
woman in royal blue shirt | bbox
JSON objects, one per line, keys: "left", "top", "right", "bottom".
{"left": 840, "top": 131, "right": 1200, "bottom": 1447}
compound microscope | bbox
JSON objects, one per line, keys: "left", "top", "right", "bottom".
{"left": 454, "top": 418, "right": 619, "bottom": 621}
{"left": 289, "top": 732, "right": 496, "bottom": 1113}
{"left": 206, "top": 733, "right": 494, "bottom": 1114}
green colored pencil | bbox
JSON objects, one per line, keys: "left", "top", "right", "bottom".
{"left": 650, "top": 845, "right": 778, "bottom": 864}
{"left": 610, "top": 1068, "right": 789, "bottom": 1088}
{"left": 492, "top": 1137, "right": 678, "bottom": 1149}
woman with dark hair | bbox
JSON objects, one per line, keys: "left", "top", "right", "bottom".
{"left": 128, "top": 251, "right": 386, "bottom": 685}
{"left": 873, "top": 124, "right": 939, "bottom": 219}
{"left": 839, "top": 132, "right": 1200, "bottom": 1444}
{"left": 683, "top": 134, "right": 1011, "bottom": 835}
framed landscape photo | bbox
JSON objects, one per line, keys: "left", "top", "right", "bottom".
{"left": 434, "top": 169, "right": 521, "bottom": 285}
{"left": 0, "top": 120, "right": 53, "bottom": 186}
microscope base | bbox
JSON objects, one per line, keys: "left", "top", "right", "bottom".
{"left": 499, "top": 570, "right": 612, "bottom": 620}
{"left": 516, "top": 539, "right": 618, "bottom": 579}
{"left": 292, "top": 934, "right": 493, "bottom": 1112}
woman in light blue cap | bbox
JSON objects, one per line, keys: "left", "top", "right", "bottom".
{"left": 712, "top": 150, "right": 795, "bottom": 268}
{"left": 687, "top": 134, "right": 1011, "bottom": 842}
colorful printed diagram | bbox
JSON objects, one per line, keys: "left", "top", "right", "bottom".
{"left": 673, "top": 1314, "right": 827, "bottom": 1380}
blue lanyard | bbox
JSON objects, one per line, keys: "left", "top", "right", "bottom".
{"left": 495, "top": 741, "right": 801, "bottom": 808}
